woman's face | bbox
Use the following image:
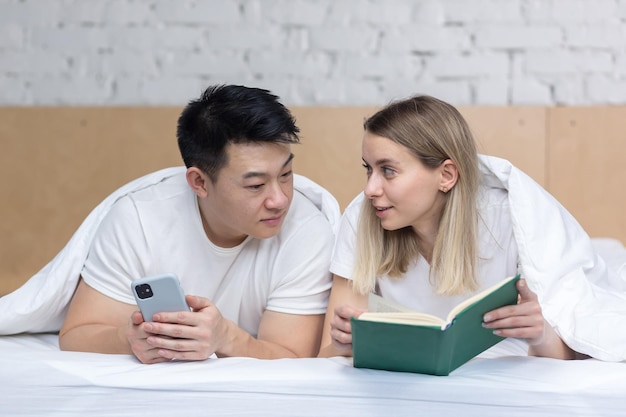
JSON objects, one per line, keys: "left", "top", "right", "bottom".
{"left": 361, "top": 132, "right": 448, "bottom": 234}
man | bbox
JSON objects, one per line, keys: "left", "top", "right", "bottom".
{"left": 58, "top": 85, "right": 336, "bottom": 364}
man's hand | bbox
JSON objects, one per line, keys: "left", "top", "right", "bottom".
{"left": 61, "top": 279, "right": 323, "bottom": 362}
{"left": 127, "top": 295, "right": 227, "bottom": 363}
{"left": 126, "top": 311, "right": 171, "bottom": 364}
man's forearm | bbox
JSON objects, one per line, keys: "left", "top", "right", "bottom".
{"left": 214, "top": 319, "right": 301, "bottom": 359}
{"left": 59, "top": 324, "right": 130, "bottom": 355}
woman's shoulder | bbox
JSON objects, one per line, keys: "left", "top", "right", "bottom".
{"left": 477, "top": 181, "right": 510, "bottom": 211}
{"left": 344, "top": 192, "right": 365, "bottom": 214}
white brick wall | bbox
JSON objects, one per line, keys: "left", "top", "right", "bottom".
{"left": 0, "top": 0, "right": 625, "bottom": 105}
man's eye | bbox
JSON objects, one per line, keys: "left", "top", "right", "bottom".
{"left": 280, "top": 170, "right": 293, "bottom": 178}
{"left": 247, "top": 184, "right": 263, "bottom": 190}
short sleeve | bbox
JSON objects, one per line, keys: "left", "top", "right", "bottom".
{"left": 264, "top": 201, "right": 335, "bottom": 315}
{"left": 81, "top": 195, "right": 150, "bottom": 304}
{"left": 329, "top": 193, "right": 364, "bottom": 280}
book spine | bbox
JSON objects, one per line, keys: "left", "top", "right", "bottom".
{"left": 434, "top": 325, "right": 455, "bottom": 376}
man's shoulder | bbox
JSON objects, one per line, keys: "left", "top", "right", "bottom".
{"left": 105, "top": 172, "right": 191, "bottom": 223}
{"left": 125, "top": 171, "right": 189, "bottom": 203}
{"left": 280, "top": 191, "right": 334, "bottom": 237}
{"left": 289, "top": 190, "right": 331, "bottom": 218}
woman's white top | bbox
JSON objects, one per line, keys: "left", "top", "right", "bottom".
{"left": 331, "top": 178, "right": 519, "bottom": 320}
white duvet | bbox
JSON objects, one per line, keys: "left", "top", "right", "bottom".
{"left": 1, "top": 158, "right": 625, "bottom": 362}
{"left": 479, "top": 156, "right": 626, "bottom": 361}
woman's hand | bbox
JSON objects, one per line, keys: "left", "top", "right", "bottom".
{"left": 329, "top": 305, "right": 366, "bottom": 353}
{"left": 318, "top": 275, "right": 369, "bottom": 358}
{"left": 482, "top": 278, "right": 577, "bottom": 359}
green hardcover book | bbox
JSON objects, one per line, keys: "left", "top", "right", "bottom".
{"left": 351, "top": 274, "right": 520, "bottom": 376}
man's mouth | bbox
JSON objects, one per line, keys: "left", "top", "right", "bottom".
{"left": 261, "top": 213, "right": 284, "bottom": 225}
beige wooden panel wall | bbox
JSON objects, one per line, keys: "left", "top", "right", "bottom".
{"left": 291, "top": 106, "right": 377, "bottom": 209}
{"left": 0, "top": 107, "right": 183, "bottom": 296}
{"left": 2, "top": 106, "right": 623, "bottom": 296}
{"left": 462, "top": 107, "right": 547, "bottom": 187}
{"left": 547, "top": 107, "right": 626, "bottom": 241}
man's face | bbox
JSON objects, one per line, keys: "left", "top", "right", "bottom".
{"left": 200, "top": 142, "right": 294, "bottom": 247}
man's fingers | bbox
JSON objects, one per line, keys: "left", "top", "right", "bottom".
{"left": 131, "top": 310, "right": 145, "bottom": 325}
{"left": 186, "top": 294, "right": 211, "bottom": 311}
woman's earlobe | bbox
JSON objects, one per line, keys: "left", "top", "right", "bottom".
{"left": 440, "top": 159, "right": 459, "bottom": 192}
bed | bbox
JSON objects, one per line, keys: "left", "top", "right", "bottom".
{"left": 1, "top": 332, "right": 626, "bottom": 417}
{"left": 1, "top": 105, "right": 625, "bottom": 416}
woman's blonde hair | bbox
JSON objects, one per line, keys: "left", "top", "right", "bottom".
{"left": 352, "top": 95, "right": 480, "bottom": 296}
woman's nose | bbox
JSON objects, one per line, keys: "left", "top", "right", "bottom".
{"left": 364, "top": 174, "right": 382, "bottom": 199}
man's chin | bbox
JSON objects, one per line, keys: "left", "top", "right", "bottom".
{"left": 252, "top": 226, "right": 283, "bottom": 240}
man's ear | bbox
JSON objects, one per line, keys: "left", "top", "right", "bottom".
{"left": 439, "top": 159, "right": 459, "bottom": 193}
{"left": 186, "top": 167, "right": 210, "bottom": 198}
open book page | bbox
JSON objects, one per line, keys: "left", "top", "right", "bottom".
{"left": 359, "top": 293, "right": 447, "bottom": 328}
{"left": 357, "top": 311, "right": 446, "bottom": 327}
{"left": 444, "top": 275, "right": 519, "bottom": 323}
{"left": 356, "top": 275, "right": 520, "bottom": 329}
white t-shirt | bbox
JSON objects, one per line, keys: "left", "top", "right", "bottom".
{"left": 330, "top": 182, "right": 519, "bottom": 321}
{"left": 82, "top": 173, "right": 334, "bottom": 337}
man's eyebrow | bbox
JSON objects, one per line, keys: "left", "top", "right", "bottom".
{"left": 283, "top": 153, "right": 295, "bottom": 168}
{"left": 242, "top": 153, "right": 295, "bottom": 180}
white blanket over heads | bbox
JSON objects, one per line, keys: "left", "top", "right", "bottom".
{"left": 0, "top": 168, "right": 341, "bottom": 335}
{"left": 480, "top": 155, "right": 626, "bottom": 362}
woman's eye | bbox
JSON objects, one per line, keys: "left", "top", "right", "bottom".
{"left": 383, "top": 167, "right": 395, "bottom": 177}
{"left": 362, "top": 163, "right": 372, "bottom": 176}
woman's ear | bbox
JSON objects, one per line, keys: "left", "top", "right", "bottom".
{"left": 439, "top": 159, "right": 459, "bottom": 193}
{"left": 186, "top": 167, "right": 210, "bottom": 198}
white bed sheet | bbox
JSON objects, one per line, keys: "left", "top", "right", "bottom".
{"left": 1, "top": 334, "right": 625, "bottom": 417}
{"left": 2, "top": 237, "right": 625, "bottom": 417}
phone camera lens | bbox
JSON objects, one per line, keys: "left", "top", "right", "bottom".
{"left": 135, "top": 283, "right": 153, "bottom": 299}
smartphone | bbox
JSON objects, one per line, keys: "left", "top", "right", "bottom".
{"left": 131, "top": 273, "right": 190, "bottom": 321}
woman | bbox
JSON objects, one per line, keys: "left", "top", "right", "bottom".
{"left": 318, "top": 95, "right": 581, "bottom": 360}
